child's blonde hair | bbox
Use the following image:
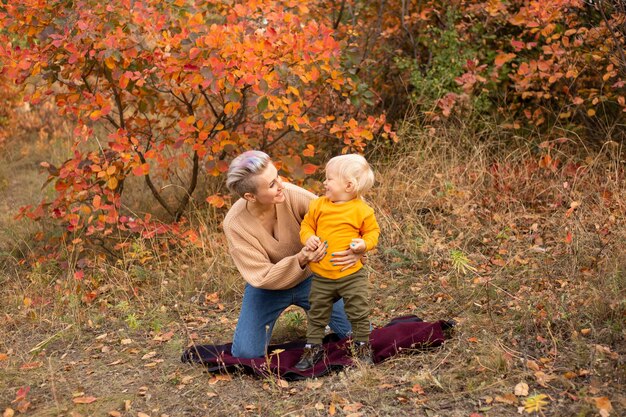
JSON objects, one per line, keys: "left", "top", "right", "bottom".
{"left": 326, "top": 154, "right": 375, "bottom": 197}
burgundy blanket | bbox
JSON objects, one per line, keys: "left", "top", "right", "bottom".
{"left": 181, "top": 316, "right": 450, "bottom": 380}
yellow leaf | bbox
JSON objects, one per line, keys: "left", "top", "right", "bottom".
{"left": 107, "top": 177, "right": 119, "bottom": 190}
{"left": 89, "top": 110, "right": 102, "bottom": 121}
{"left": 588, "top": 109, "right": 596, "bottom": 116}
{"left": 104, "top": 57, "right": 116, "bottom": 70}
{"left": 524, "top": 394, "right": 549, "bottom": 413}
{"left": 224, "top": 102, "right": 241, "bottom": 115}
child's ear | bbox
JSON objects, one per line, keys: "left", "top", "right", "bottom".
{"left": 345, "top": 181, "right": 356, "bottom": 193}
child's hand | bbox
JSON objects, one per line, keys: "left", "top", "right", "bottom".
{"left": 350, "top": 238, "right": 366, "bottom": 253}
{"left": 305, "top": 235, "right": 322, "bottom": 251}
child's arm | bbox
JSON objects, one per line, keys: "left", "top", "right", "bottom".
{"left": 305, "top": 235, "right": 322, "bottom": 251}
{"left": 359, "top": 210, "right": 380, "bottom": 252}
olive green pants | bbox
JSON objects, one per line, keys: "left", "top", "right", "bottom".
{"left": 307, "top": 268, "right": 370, "bottom": 344}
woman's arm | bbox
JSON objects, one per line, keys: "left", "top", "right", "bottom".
{"left": 330, "top": 247, "right": 365, "bottom": 272}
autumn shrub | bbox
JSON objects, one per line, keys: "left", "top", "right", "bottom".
{"left": 0, "top": 0, "right": 397, "bottom": 270}
{"left": 333, "top": 0, "right": 626, "bottom": 144}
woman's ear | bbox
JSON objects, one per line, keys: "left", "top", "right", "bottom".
{"left": 243, "top": 192, "right": 256, "bottom": 202}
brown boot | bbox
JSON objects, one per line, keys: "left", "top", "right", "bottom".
{"left": 353, "top": 341, "right": 374, "bottom": 365}
{"left": 295, "top": 344, "right": 324, "bottom": 371}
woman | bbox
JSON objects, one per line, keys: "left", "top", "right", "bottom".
{"left": 224, "top": 150, "right": 359, "bottom": 358}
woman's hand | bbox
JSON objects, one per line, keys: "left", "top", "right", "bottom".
{"left": 330, "top": 247, "right": 365, "bottom": 271}
{"left": 297, "top": 241, "right": 327, "bottom": 267}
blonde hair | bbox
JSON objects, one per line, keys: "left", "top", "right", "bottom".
{"left": 226, "top": 150, "right": 271, "bottom": 197}
{"left": 326, "top": 154, "right": 375, "bottom": 197}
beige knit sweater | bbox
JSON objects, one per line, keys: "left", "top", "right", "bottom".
{"left": 223, "top": 182, "right": 316, "bottom": 290}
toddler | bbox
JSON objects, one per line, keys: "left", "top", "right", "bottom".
{"left": 295, "top": 154, "right": 379, "bottom": 370}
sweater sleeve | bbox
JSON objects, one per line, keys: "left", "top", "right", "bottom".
{"left": 361, "top": 205, "right": 380, "bottom": 251}
{"left": 224, "top": 222, "right": 308, "bottom": 290}
{"left": 299, "top": 198, "right": 319, "bottom": 245}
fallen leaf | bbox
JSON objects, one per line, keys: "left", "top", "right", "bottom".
{"left": 12, "top": 387, "right": 30, "bottom": 404}
{"left": 276, "top": 378, "right": 289, "bottom": 388}
{"left": 124, "top": 399, "right": 132, "bottom": 411}
{"left": 0, "top": 354, "right": 8, "bottom": 361}
{"left": 524, "top": 394, "right": 549, "bottom": 413}
{"left": 593, "top": 397, "right": 613, "bottom": 417}
{"left": 108, "top": 412, "right": 121, "bottom": 417}
{"left": 329, "top": 402, "right": 336, "bottom": 415}
{"left": 14, "top": 402, "right": 29, "bottom": 414}
{"left": 467, "top": 337, "right": 479, "bottom": 343}
{"left": 534, "top": 371, "right": 556, "bottom": 387}
{"left": 73, "top": 396, "right": 97, "bottom": 404}
{"left": 153, "top": 331, "right": 174, "bottom": 342}
{"left": 495, "top": 393, "right": 518, "bottom": 405}
{"left": 3, "top": 408, "right": 15, "bottom": 417}
{"left": 209, "top": 374, "right": 231, "bottom": 384}
{"left": 514, "top": 382, "right": 529, "bottom": 396}
{"left": 526, "top": 360, "right": 540, "bottom": 371}
{"left": 137, "top": 413, "right": 150, "bottom": 417}
{"left": 120, "top": 338, "right": 132, "bottom": 345}
{"left": 141, "top": 351, "right": 158, "bottom": 360}
{"left": 306, "top": 380, "right": 323, "bottom": 390}
{"left": 19, "top": 362, "right": 42, "bottom": 370}
{"left": 343, "top": 402, "right": 363, "bottom": 412}
{"left": 581, "top": 328, "right": 591, "bottom": 335}
{"left": 490, "top": 258, "right": 506, "bottom": 267}
{"left": 411, "top": 384, "right": 425, "bottom": 394}
{"left": 563, "top": 371, "right": 577, "bottom": 379}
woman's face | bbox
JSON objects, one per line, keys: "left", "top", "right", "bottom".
{"left": 247, "top": 163, "right": 285, "bottom": 205}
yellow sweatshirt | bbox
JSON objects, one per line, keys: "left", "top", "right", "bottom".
{"left": 300, "top": 196, "right": 380, "bottom": 279}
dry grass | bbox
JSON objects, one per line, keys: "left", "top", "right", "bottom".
{"left": 1, "top": 118, "right": 625, "bottom": 416}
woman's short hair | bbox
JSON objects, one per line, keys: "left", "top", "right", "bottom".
{"left": 326, "top": 154, "right": 375, "bottom": 196}
{"left": 226, "top": 150, "right": 271, "bottom": 197}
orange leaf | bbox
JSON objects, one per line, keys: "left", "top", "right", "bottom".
{"left": 206, "top": 195, "right": 225, "bottom": 208}
{"left": 73, "top": 396, "right": 98, "bottom": 404}
{"left": 494, "top": 53, "right": 516, "bottom": 67}
{"left": 93, "top": 195, "right": 101, "bottom": 210}
{"left": 302, "top": 163, "right": 317, "bottom": 175}
{"left": 132, "top": 163, "right": 150, "bottom": 176}
{"left": 592, "top": 397, "right": 613, "bottom": 416}
{"left": 19, "top": 362, "right": 42, "bottom": 370}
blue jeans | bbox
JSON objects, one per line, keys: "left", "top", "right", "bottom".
{"left": 231, "top": 275, "right": 351, "bottom": 358}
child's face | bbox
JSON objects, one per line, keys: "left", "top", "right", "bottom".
{"left": 323, "top": 166, "right": 353, "bottom": 203}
